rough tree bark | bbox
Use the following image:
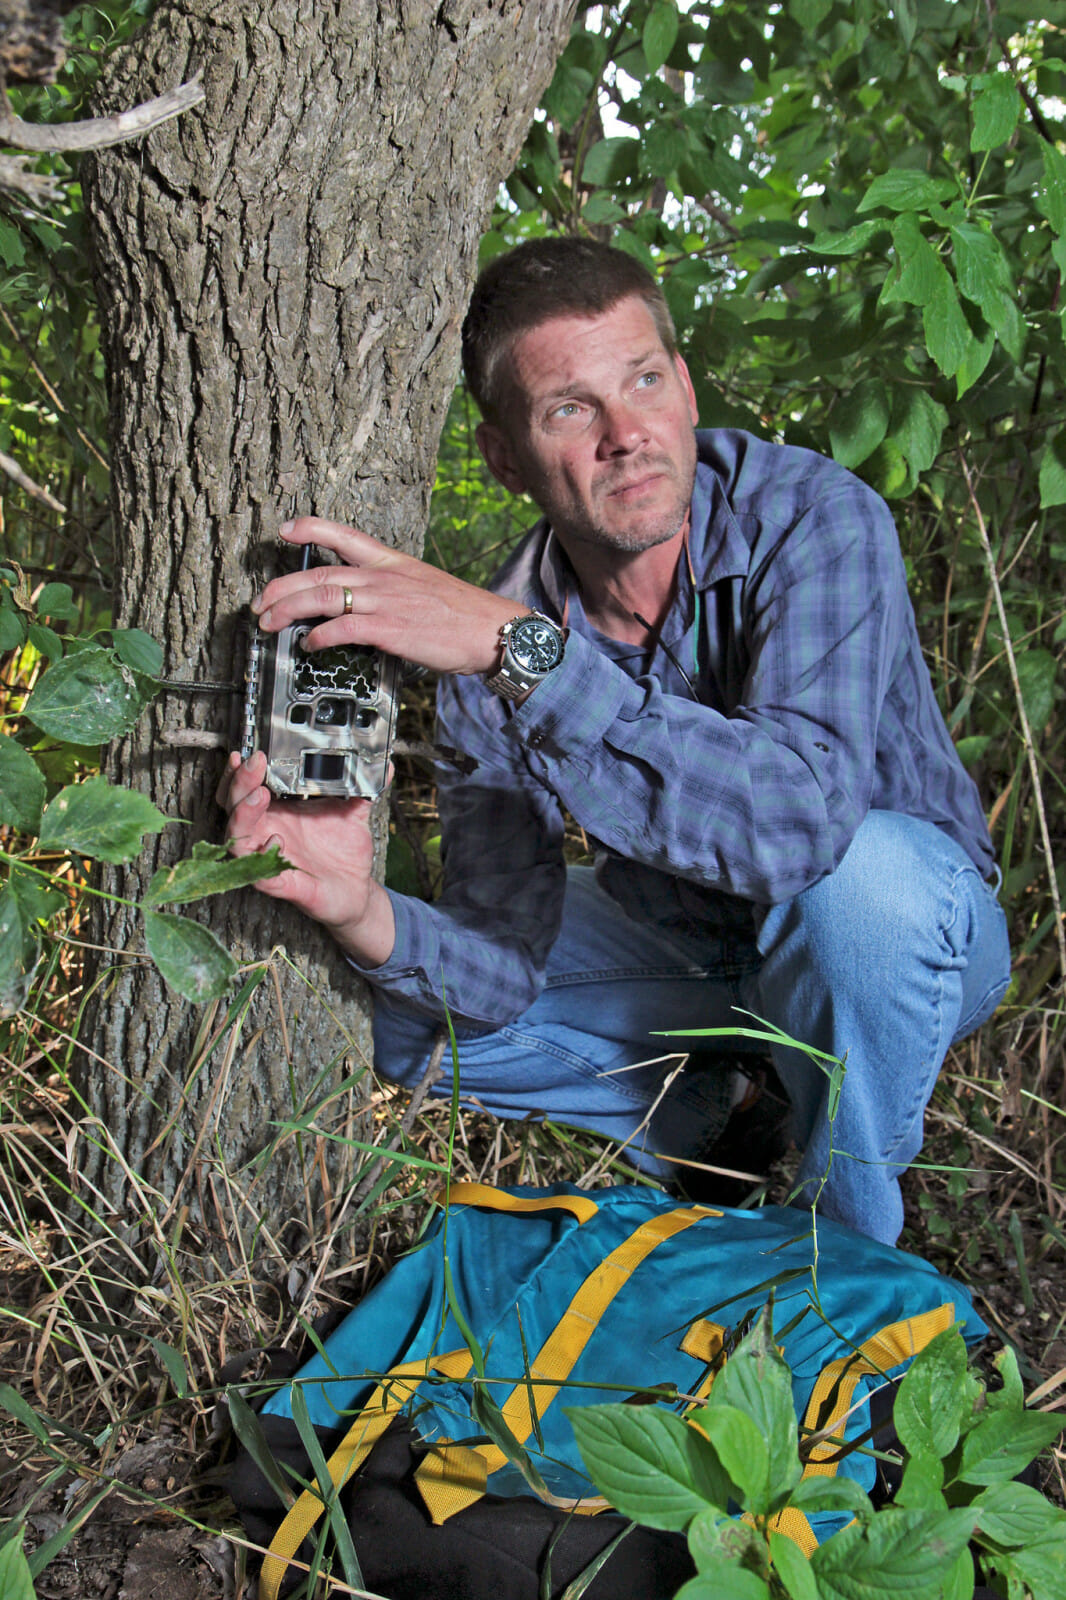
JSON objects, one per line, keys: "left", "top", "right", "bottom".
{"left": 78, "top": 0, "right": 577, "bottom": 1254}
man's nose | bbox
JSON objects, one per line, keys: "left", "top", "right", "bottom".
{"left": 596, "top": 397, "right": 647, "bottom": 456}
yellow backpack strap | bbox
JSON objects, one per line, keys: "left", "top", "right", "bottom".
{"left": 473, "top": 1205, "right": 712, "bottom": 1478}
{"left": 258, "top": 1348, "right": 472, "bottom": 1600}
{"left": 800, "top": 1302, "right": 957, "bottom": 1476}
{"left": 441, "top": 1181, "right": 600, "bottom": 1224}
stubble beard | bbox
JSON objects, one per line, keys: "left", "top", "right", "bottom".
{"left": 547, "top": 458, "right": 697, "bottom": 555}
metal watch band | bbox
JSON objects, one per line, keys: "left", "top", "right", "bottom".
{"left": 485, "top": 611, "right": 565, "bottom": 701}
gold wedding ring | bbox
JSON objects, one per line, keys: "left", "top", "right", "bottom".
{"left": 342, "top": 586, "right": 354, "bottom": 615}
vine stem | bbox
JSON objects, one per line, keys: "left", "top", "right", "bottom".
{"left": 959, "top": 451, "right": 1066, "bottom": 983}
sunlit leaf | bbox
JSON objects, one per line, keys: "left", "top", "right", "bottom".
{"left": 23, "top": 646, "right": 151, "bottom": 743}
{"left": 39, "top": 777, "right": 167, "bottom": 864}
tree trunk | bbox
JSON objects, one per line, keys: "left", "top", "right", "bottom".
{"left": 78, "top": 0, "right": 577, "bottom": 1258}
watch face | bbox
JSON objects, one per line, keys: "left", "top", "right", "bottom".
{"left": 511, "top": 616, "right": 564, "bottom": 674}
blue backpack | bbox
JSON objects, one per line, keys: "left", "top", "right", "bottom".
{"left": 244, "top": 1182, "right": 986, "bottom": 1599}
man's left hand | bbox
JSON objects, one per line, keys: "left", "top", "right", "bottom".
{"left": 253, "top": 517, "right": 527, "bottom": 675}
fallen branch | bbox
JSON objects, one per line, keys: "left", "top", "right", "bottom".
{"left": 0, "top": 74, "right": 203, "bottom": 155}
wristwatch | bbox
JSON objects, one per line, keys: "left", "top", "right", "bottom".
{"left": 485, "top": 611, "right": 567, "bottom": 701}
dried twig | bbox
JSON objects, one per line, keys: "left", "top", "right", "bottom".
{"left": 0, "top": 75, "right": 204, "bottom": 154}
{"left": 0, "top": 447, "right": 65, "bottom": 513}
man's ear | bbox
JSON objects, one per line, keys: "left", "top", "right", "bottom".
{"left": 476, "top": 421, "right": 528, "bottom": 495}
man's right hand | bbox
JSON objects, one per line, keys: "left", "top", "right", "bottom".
{"left": 216, "top": 750, "right": 397, "bottom": 966}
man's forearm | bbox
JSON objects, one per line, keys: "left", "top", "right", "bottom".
{"left": 321, "top": 880, "right": 397, "bottom": 969}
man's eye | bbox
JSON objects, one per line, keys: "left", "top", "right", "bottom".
{"left": 551, "top": 402, "right": 582, "bottom": 420}
{"left": 636, "top": 371, "right": 660, "bottom": 389}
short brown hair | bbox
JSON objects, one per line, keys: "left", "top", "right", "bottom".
{"left": 462, "top": 237, "right": 677, "bottom": 422}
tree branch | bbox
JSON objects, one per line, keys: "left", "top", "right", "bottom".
{"left": 0, "top": 447, "right": 65, "bottom": 513}
{"left": 0, "top": 75, "right": 204, "bottom": 154}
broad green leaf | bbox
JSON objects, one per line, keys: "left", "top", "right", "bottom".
{"left": 809, "top": 219, "right": 889, "bottom": 257}
{"left": 580, "top": 136, "right": 640, "bottom": 188}
{"left": 923, "top": 275, "right": 971, "bottom": 378}
{"left": 642, "top": 121, "right": 687, "bottom": 180}
{"left": 146, "top": 1335, "right": 189, "bottom": 1398}
{"left": 8, "top": 865, "right": 64, "bottom": 927}
{"left": 955, "top": 1408, "right": 1064, "bottom": 1487}
{"left": 950, "top": 222, "right": 1011, "bottom": 329}
{"left": 0, "top": 606, "right": 26, "bottom": 651}
{"left": 143, "top": 910, "right": 237, "bottom": 1003}
{"left": 675, "top": 1565, "right": 771, "bottom": 1600}
{"left": 700, "top": 1310, "right": 801, "bottom": 1508}
{"left": 811, "top": 1506, "right": 976, "bottom": 1600}
{"left": 145, "top": 841, "right": 286, "bottom": 908}
{"left": 23, "top": 645, "right": 150, "bottom": 743}
{"left": 1039, "top": 430, "right": 1066, "bottom": 509}
{"left": 893, "top": 1326, "right": 971, "bottom": 1460}
{"left": 896, "top": 1447, "right": 945, "bottom": 1508}
{"left": 880, "top": 214, "right": 944, "bottom": 309}
{"left": 0, "top": 1532, "right": 35, "bottom": 1600}
{"left": 542, "top": 62, "right": 595, "bottom": 132}
{"left": 857, "top": 171, "right": 956, "bottom": 215}
{"left": 689, "top": 1507, "right": 762, "bottom": 1570}
{"left": 27, "top": 622, "right": 62, "bottom": 662}
{"left": 973, "top": 1481, "right": 1066, "bottom": 1547}
{"left": 788, "top": 1475, "right": 872, "bottom": 1517}
{"left": 111, "top": 627, "right": 164, "bottom": 677}
{"left": 1014, "top": 649, "right": 1058, "bottom": 732}
{"left": 226, "top": 1388, "right": 297, "bottom": 1509}
{"left": 1037, "top": 142, "right": 1066, "bottom": 231}
{"left": 39, "top": 777, "right": 167, "bottom": 864}
{"left": 565, "top": 1404, "right": 732, "bottom": 1531}
{"left": 35, "top": 582, "right": 77, "bottom": 621}
{"left": 989, "top": 1531, "right": 1066, "bottom": 1597}
{"left": 941, "top": 1542, "right": 975, "bottom": 1600}
{"left": 953, "top": 321, "right": 996, "bottom": 399}
{"left": 693, "top": 1405, "right": 771, "bottom": 1514}
{"left": 643, "top": 2, "right": 680, "bottom": 75}
{"left": 830, "top": 378, "right": 890, "bottom": 469}
{"left": 0, "top": 888, "right": 35, "bottom": 1017}
{"left": 789, "top": 0, "right": 834, "bottom": 33}
{"left": 985, "top": 1346, "right": 1024, "bottom": 1412}
{"left": 768, "top": 1529, "right": 820, "bottom": 1600}
{"left": 971, "top": 72, "right": 1020, "bottom": 152}
{"left": 0, "top": 732, "right": 45, "bottom": 833}
{"left": 890, "top": 387, "right": 947, "bottom": 476}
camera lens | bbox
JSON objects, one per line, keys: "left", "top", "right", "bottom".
{"left": 315, "top": 699, "right": 344, "bottom": 726}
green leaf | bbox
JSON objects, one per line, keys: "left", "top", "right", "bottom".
{"left": 0, "top": 1532, "right": 35, "bottom": 1600}
{"left": 923, "top": 275, "right": 971, "bottom": 379}
{"left": 110, "top": 627, "right": 164, "bottom": 677}
{"left": 893, "top": 1327, "right": 971, "bottom": 1460}
{"left": 27, "top": 623, "right": 62, "bottom": 663}
{"left": 985, "top": 1346, "right": 1024, "bottom": 1413}
{"left": 39, "top": 777, "right": 167, "bottom": 864}
{"left": 675, "top": 1570, "right": 771, "bottom": 1600}
{"left": 143, "top": 910, "right": 237, "bottom": 1003}
{"left": 145, "top": 841, "right": 286, "bottom": 908}
{"left": 988, "top": 1531, "right": 1066, "bottom": 1597}
{"left": 768, "top": 1528, "right": 820, "bottom": 1600}
{"left": 949, "top": 222, "right": 1011, "bottom": 326}
{"left": 1014, "top": 649, "right": 1058, "bottom": 731}
{"left": 226, "top": 1388, "right": 296, "bottom": 1509}
{"left": 8, "top": 865, "right": 64, "bottom": 926}
{"left": 580, "top": 136, "right": 640, "bottom": 188}
{"left": 955, "top": 1408, "right": 1064, "bottom": 1487}
{"left": 565, "top": 1404, "right": 731, "bottom": 1531}
{"left": 0, "top": 887, "right": 36, "bottom": 1017}
{"left": 811, "top": 1506, "right": 976, "bottom": 1600}
{"left": 789, "top": 0, "right": 834, "bottom": 34}
{"left": 542, "top": 61, "right": 595, "bottom": 132}
{"left": 642, "top": 121, "right": 688, "bottom": 180}
{"left": 941, "top": 1542, "right": 975, "bottom": 1600}
{"left": 890, "top": 387, "right": 947, "bottom": 476}
{"left": 35, "top": 582, "right": 77, "bottom": 621}
{"left": 809, "top": 219, "right": 889, "bottom": 257}
{"left": 1036, "top": 142, "right": 1066, "bottom": 232}
{"left": 23, "top": 645, "right": 151, "bottom": 743}
{"left": 643, "top": 2, "right": 680, "bottom": 75}
{"left": 788, "top": 1475, "right": 873, "bottom": 1517}
{"left": 973, "top": 1481, "right": 1066, "bottom": 1547}
{"left": 896, "top": 1447, "right": 945, "bottom": 1508}
{"left": 0, "top": 732, "right": 45, "bottom": 834}
{"left": 830, "top": 378, "right": 890, "bottom": 469}
{"left": 857, "top": 171, "right": 956, "bottom": 215}
{"left": 146, "top": 1336, "right": 189, "bottom": 1398}
{"left": 701, "top": 1310, "right": 802, "bottom": 1509}
{"left": 971, "top": 72, "right": 1020, "bottom": 152}
{"left": 693, "top": 1405, "right": 771, "bottom": 1514}
{"left": 1039, "top": 430, "right": 1066, "bottom": 509}
{"left": 0, "top": 607, "right": 26, "bottom": 652}
{"left": 880, "top": 213, "right": 944, "bottom": 309}
{"left": 689, "top": 1507, "right": 763, "bottom": 1570}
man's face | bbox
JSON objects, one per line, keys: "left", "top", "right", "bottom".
{"left": 477, "top": 297, "right": 699, "bottom": 555}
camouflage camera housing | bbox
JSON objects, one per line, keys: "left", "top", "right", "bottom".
{"left": 242, "top": 612, "right": 399, "bottom": 800}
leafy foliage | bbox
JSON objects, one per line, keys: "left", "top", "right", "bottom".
{"left": 567, "top": 1311, "right": 1066, "bottom": 1599}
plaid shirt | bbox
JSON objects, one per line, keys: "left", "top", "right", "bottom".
{"left": 361, "top": 431, "right": 994, "bottom": 1028}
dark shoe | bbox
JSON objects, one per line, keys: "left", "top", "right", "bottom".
{"left": 670, "top": 1055, "right": 792, "bottom": 1208}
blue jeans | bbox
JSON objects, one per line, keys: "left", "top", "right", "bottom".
{"left": 372, "top": 812, "right": 1011, "bottom": 1244}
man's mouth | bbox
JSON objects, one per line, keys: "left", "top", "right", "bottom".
{"left": 604, "top": 468, "right": 667, "bottom": 500}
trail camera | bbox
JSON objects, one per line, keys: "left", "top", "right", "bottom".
{"left": 241, "top": 549, "right": 399, "bottom": 799}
